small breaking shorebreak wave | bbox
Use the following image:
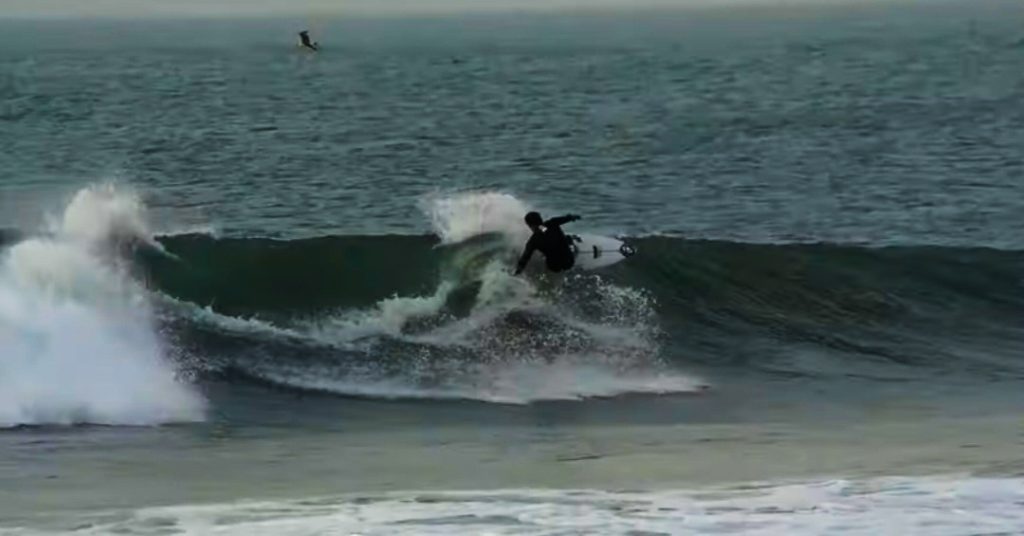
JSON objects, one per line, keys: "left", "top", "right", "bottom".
{"left": 2, "top": 185, "right": 1022, "bottom": 426}
{"left": 11, "top": 476, "right": 1024, "bottom": 535}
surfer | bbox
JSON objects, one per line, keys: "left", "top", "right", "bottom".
{"left": 514, "top": 212, "right": 582, "bottom": 275}
{"left": 299, "top": 30, "right": 319, "bottom": 51}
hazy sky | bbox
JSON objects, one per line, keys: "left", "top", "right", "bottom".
{"left": 2, "top": 0, "right": 914, "bottom": 18}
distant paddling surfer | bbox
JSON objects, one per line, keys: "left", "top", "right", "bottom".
{"left": 514, "top": 212, "right": 582, "bottom": 275}
{"left": 299, "top": 30, "right": 319, "bottom": 51}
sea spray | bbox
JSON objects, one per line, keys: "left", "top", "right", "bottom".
{"left": 0, "top": 184, "right": 204, "bottom": 427}
{"left": 423, "top": 191, "right": 532, "bottom": 245}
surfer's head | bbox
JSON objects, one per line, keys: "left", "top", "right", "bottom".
{"left": 524, "top": 211, "right": 543, "bottom": 229}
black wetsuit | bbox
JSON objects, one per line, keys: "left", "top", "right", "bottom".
{"left": 515, "top": 215, "right": 578, "bottom": 274}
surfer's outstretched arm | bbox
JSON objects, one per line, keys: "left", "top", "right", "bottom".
{"left": 544, "top": 214, "right": 581, "bottom": 228}
{"left": 514, "top": 238, "right": 538, "bottom": 275}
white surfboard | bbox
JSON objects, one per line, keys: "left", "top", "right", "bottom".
{"left": 569, "top": 234, "right": 636, "bottom": 270}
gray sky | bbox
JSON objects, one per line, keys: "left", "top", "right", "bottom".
{"left": 2, "top": 0, "right": 909, "bottom": 18}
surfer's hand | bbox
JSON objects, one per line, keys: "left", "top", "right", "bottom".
{"left": 568, "top": 214, "right": 581, "bottom": 222}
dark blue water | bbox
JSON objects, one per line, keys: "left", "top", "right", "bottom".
{"left": 2, "top": 4, "right": 1024, "bottom": 534}
{"left": 3, "top": 3, "right": 1022, "bottom": 244}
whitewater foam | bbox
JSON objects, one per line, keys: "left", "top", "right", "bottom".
{"left": 248, "top": 355, "right": 704, "bottom": 405}
{"left": 0, "top": 185, "right": 204, "bottom": 427}
{"left": 8, "top": 476, "right": 1021, "bottom": 535}
{"left": 154, "top": 224, "right": 221, "bottom": 239}
{"left": 238, "top": 258, "right": 703, "bottom": 403}
{"left": 159, "top": 295, "right": 313, "bottom": 345}
{"left": 471, "top": 358, "right": 705, "bottom": 403}
{"left": 309, "top": 281, "right": 458, "bottom": 342}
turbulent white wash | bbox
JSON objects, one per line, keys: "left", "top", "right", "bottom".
{"left": 0, "top": 184, "right": 203, "bottom": 427}
{"left": 252, "top": 356, "right": 703, "bottom": 404}
{"left": 12, "top": 476, "right": 1022, "bottom": 536}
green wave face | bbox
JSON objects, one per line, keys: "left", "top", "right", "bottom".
{"left": 140, "top": 234, "right": 1024, "bottom": 380}
{"left": 4, "top": 229, "right": 1022, "bottom": 399}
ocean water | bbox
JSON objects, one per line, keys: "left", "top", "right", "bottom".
{"left": 2, "top": 2, "right": 1024, "bottom": 534}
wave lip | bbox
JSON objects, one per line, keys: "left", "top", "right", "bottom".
{"left": 423, "top": 191, "right": 532, "bottom": 245}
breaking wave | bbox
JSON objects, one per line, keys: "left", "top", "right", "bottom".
{"left": 0, "top": 184, "right": 204, "bottom": 428}
{"left": 4, "top": 186, "right": 1022, "bottom": 414}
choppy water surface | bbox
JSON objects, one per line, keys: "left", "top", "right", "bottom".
{"left": 1, "top": 3, "right": 1023, "bottom": 535}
